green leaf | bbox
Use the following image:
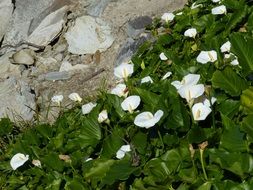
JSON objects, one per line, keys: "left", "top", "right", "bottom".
{"left": 197, "top": 182, "right": 212, "bottom": 190}
{"left": 241, "top": 87, "right": 253, "bottom": 114}
{"left": 132, "top": 131, "right": 147, "bottom": 155}
{"left": 230, "top": 33, "right": 253, "bottom": 76}
{"left": 211, "top": 67, "right": 247, "bottom": 96}
{"left": 42, "top": 152, "right": 65, "bottom": 172}
{"left": 0, "top": 118, "right": 13, "bottom": 137}
{"left": 218, "top": 99, "right": 240, "bottom": 118}
{"left": 220, "top": 114, "right": 247, "bottom": 152}
{"left": 241, "top": 115, "right": 253, "bottom": 142}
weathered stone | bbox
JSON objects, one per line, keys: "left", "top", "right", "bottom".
{"left": 12, "top": 49, "right": 35, "bottom": 65}
{"left": 59, "top": 61, "right": 89, "bottom": 72}
{"left": 115, "top": 35, "right": 151, "bottom": 66}
{"left": 38, "top": 71, "right": 71, "bottom": 81}
{"left": 0, "top": 0, "right": 13, "bottom": 41}
{"left": 0, "top": 77, "right": 35, "bottom": 121}
{"left": 87, "top": 0, "right": 111, "bottom": 17}
{"left": 65, "top": 16, "right": 114, "bottom": 54}
{"left": 126, "top": 16, "right": 152, "bottom": 39}
{"left": 0, "top": 52, "right": 21, "bottom": 79}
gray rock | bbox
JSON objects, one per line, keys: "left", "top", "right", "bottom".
{"left": 87, "top": 0, "right": 111, "bottom": 17}
{"left": 0, "top": 52, "right": 21, "bottom": 79}
{"left": 38, "top": 71, "right": 71, "bottom": 81}
{"left": 115, "top": 35, "right": 151, "bottom": 66}
{"left": 0, "top": 77, "right": 35, "bottom": 121}
{"left": 12, "top": 49, "right": 35, "bottom": 65}
{"left": 126, "top": 16, "right": 152, "bottom": 39}
{"left": 0, "top": 0, "right": 13, "bottom": 41}
{"left": 65, "top": 16, "right": 114, "bottom": 54}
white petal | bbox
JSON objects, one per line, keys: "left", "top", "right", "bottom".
{"left": 220, "top": 41, "right": 231, "bottom": 53}
{"left": 68, "top": 93, "right": 82, "bottom": 102}
{"left": 32, "top": 160, "right": 41, "bottom": 167}
{"left": 159, "top": 52, "right": 168, "bottom": 61}
{"left": 134, "top": 110, "right": 163, "bottom": 128}
{"left": 183, "top": 74, "right": 200, "bottom": 86}
{"left": 212, "top": 0, "right": 220, "bottom": 3}
{"left": 141, "top": 76, "right": 153, "bottom": 84}
{"left": 197, "top": 50, "right": 217, "bottom": 64}
{"left": 171, "top": 81, "right": 182, "bottom": 89}
{"left": 191, "top": 2, "right": 202, "bottom": 9}
{"left": 211, "top": 5, "right": 227, "bottom": 15}
{"left": 121, "top": 95, "right": 141, "bottom": 113}
{"left": 82, "top": 102, "right": 97, "bottom": 115}
{"left": 10, "top": 153, "right": 29, "bottom": 170}
{"left": 110, "top": 83, "right": 128, "bottom": 97}
{"left": 178, "top": 84, "right": 205, "bottom": 102}
{"left": 85, "top": 158, "right": 93, "bottom": 162}
{"left": 231, "top": 59, "right": 239, "bottom": 66}
{"left": 51, "top": 95, "right": 63, "bottom": 104}
{"left": 162, "top": 71, "right": 172, "bottom": 80}
{"left": 203, "top": 97, "right": 217, "bottom": 107}
{"left": 116, "top": 150, "right": 126, "bottom": 159}
{"left": 161, "top": 13, "right": 175, "bottom": 22}
{"left": 192, "top": 103, "right": 212, "bottom": 121}
{"left": 120, "top": 145, "right": 131, "bottom": 152}
{"left": 98, "top": 110, "right": 108, "bottom": 123}
{"left": 176, "top": 12, "right": 183, "bottom": 16}
{"left": 114, "top": 63, "right": 134, "bottom": 79}
{"left": 184, "top": 28, "right": 197, "bottom": 38}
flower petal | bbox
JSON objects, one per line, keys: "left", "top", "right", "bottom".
{"left": 159, "top": 52, "right": 168, "bottom": 61}
{"left": 114, "top": 63, "right": 134, "bottom": 79}
{"left": 110, "top": 83, "right": 128, "bottom": 97}
{"left": 68, "top": 93, "right": 82, "bottom": 102}
{"left": 192, "top": 103, "right": 212, "bottom": 121}
{"left": 184, "top": 28, "right": 197, "bottom": 38}
{"left": 220, "top": 41, "right": 231, "bottom": 53}
{"left": 82, "top": 102, "right": 97, "bottom": 115}
{"left": 162, "top": 71, "right": 172, "bottom": 80}
{"left": 98, "top": 110, "right": 108, "bottom": 123}
{"left": 211, "top": 5, "right": 227, "bottom": 15}
{"left": 121, "top": 95, "right": 141, "bottom": 113}
{"left": 141, "top": 76, "right": 153, "bottom": 84}
{"left": 51, "top": 95, "right": 63, "bottom": 104}
{"left": 10, "top": 153, "right": 29, "bottom": 170}
{"left": 116, "top": 150, "right": 125, "bottom": 159}
{"left": 178, "top": 84, "right": 205, "bottom": 102}
{"left": 161, "top": 12, "right": 175, "bottom": 22}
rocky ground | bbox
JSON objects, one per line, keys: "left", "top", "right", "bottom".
{"left": 0, "top": 0, "right": 186, "bottom": 123}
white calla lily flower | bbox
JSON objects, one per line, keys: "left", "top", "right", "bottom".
{"left": 211, "top": 5, "right": 226, "bottom": 15}
{"left": 161, "top": 12, "right": 175, "bottom": 22}
{"left": 159, "top": 52, "right": 168, "bottom": 61}
{"left": 196, "top": 50, "right": 217, "bottom": 64}
{"left": 121, "top": 95, "right": 141, "bottom": 113}
{"left": 98, "top": 110, "right": 108, "bottom": 123}
{"left": 116, "top": 145, "right": 131, "bottom": 159}
{"left": 110, "top": 83, "right": 128, "bottom": 97}
{"left": 141, "top": 76, "right": 153, "bottom": 84}
{"left": 114, "top": 63, "right": 134, "bottom": 79}
{"left": 134, "top": 110, "right": 164, "bottom": 128}
{"left": 184, "top": 28, "right": 197, "bottom": 38}
{"left": 220, "top": 41, "right": 231, "bottom": 53}
{"left": 162, "top": 71, "right": 172, "bottom": 80}
{"left": 171, "top": 74, "right": 200, "bottom": 90}
{"left": 192, "top": 103, "right": 212, "bottom": 121}
{"left": 82, "top": 102, "right": 97, "bottom": 115}
{"left": 10, "top": 153, "right": 29, "bottom": 170}
{"left": 68, "top": 93, "right": 82, "bottom": 102}
{"left": 212, "top": 0, "right": 221, "bottom": 3}
{"left": 51, "top": 95, "right": 63, "bottom": 105}
{"left": 178, "top": 84, "right": 205, "bottom": 103}
{"left": 231, "top": 59, "right": 239, "bottom": 66}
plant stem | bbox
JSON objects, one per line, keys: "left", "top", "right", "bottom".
{"left": 157, "top": 130, "right": 164, "bottom": 150}
{"left": 200, "top": 149, "right": 208, "bottom": 181}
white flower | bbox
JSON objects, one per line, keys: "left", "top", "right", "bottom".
{"left": 159, "top": 52, "right": 168, "bottom": 61}
{"left": 161, "top": 12, "right": 175, "bottom": 22}
{"left": 231, "top": 59, "right": 239, "bottom": 66}
{"left": 114, "top": 63, "right": 134, "bottom": 79}
{"left": 10, "top": 153, "right": 29, "bottom": 170}
{"left": 51, "top": 95, "right": 63, "bottom": 105}
{"left": 162, "top": 71, "right": 172, "bottom": 80}
{"left": 191, "top": 2, "right": 202, "bottom": 9}
{"left": 203, "top": 97, "right": 217, "bottom": 107}
{"left": 220, "top": 41, "right": 231, "bottom": 53}
{"left": 184, "top": 28, "right": 197, "bottom": 38}
{"left": 141, "top": 76, "right": 153, "bottom": 84}
{"left": 196, "top": 50, "right": 217, "bottom": 64}
{"left": 116, "top": 145, "right": 131, "bottom": 159}
{"left": 178, "top": 84, "right": 205, "bottom": 103}
{"left": 85, "top": 158, "right": 93, "bottom": 162}
{"left": 211, "top": 5, "right": 227, "bottom": 15}
{"left": 171, "top": 74, "right": 200, "bottom": 90}
{"left": 192, "top": 103, "right": 212, "bottom": 121}
{"left": 82, "top": 102, "right": 97, "bottom": 115}
{"left": 212, "top": 0, "right": 221, "bottom": 3}
{"left": 68, "top": 93, "right": 82, "bottom": 102}
{"left": 32, "top": 160, "right": 41, "bottom": 167}
{"left": 134, "top": 110, "right": 164, "bottom": 128}
{"left": 176, "top": 12, "right": 183, "bottom": 16}
{"left": 98, "top": 110, "right": 108, "bottom": 123}
{"left": 121, "top": 95, "right": 141, "bottom": 113}
{"left": 110, "top": 83, "right": 128, "bottom": 97}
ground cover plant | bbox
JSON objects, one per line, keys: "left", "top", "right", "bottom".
{"left": 1, "top": 0, "right": 253, "bottom": 189}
